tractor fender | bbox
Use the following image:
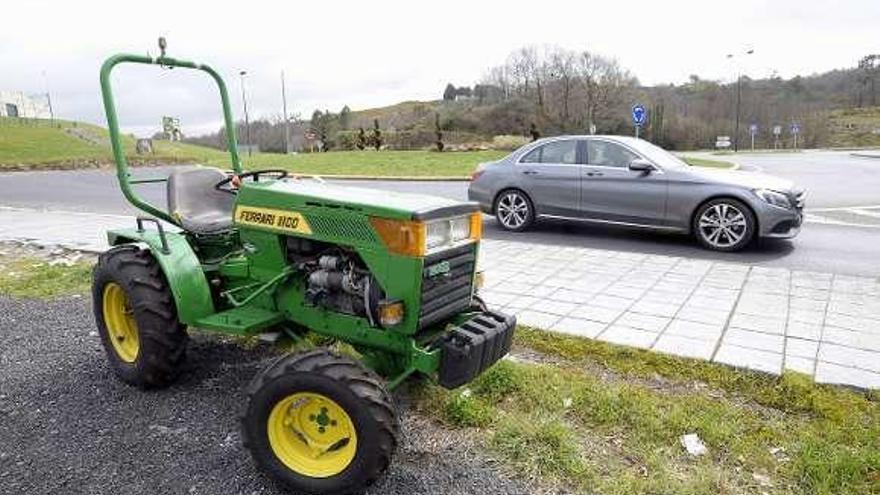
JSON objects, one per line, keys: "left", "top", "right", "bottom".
{"left": 107, "top": 228, "right": 215, "bottom": 325}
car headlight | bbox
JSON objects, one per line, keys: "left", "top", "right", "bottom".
{"left": 755, "top": 189, "right": 792, "bottom": 209}
{"left": 370, "top": 213, "right": 482, "bottom": 257}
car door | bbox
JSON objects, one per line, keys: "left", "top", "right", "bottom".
{"left": 580, "top": 138, "right": 668, "bottom": 226}
{"left": 516, "top": 139, "right": 584, "bottom": 217}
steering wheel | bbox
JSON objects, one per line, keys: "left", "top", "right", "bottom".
{"left": 214, "top": 169, "right": 289, "bottom": 194}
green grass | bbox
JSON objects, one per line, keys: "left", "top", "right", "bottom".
{"left": 679, "top": 156, "right": 737, "bottom": 169}
{"left": 213, "top": 150, "right": 508, "bottom": 178}
{"left": 0, "top": 255, "right": 92, "bottom": 298}
{"left": 0, "top": 117, "right": 225, "bottom": 169}
{"left": 827, "top": 106, "right": 880, "bottom": 148}
{"left": 414, "top": 328, "right": 880, "bottom": 494}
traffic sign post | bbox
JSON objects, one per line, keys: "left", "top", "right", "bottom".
{"left": 772, "top": 125, "right": 782, "bottom": 150}
{"left": 749, "top": 123, "right": 758, "bottom": 151}
{"left": 790, "top": 123, "right": 801, "bottom": 150}
{"left": 631, "top": 104, "right": 647, "bottom": 139}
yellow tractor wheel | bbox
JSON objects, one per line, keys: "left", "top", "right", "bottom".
{"left": 243, "top": 349, "right": 399, "bottom": 495}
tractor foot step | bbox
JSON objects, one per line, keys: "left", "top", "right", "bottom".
{"left": 195, "top": 307, "right": 284, "bottom": 335}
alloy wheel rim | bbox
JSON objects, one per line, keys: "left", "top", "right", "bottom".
{"left": 497, "top": 193, "right": 529, "bottom": 228}
{"left": 699, "top": 203, "right": 747, "bottom": 248}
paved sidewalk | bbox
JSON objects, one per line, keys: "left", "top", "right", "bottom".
{"left": 3, "top": 205, "right": 879, "bottom": 389}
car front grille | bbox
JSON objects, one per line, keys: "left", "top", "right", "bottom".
{"left": 418, "top": 243, "right": 476, "bottom": 329}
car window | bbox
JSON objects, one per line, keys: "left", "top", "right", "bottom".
{"left": 519, "top": 140, "right": 578, "bottom": 165}
{"left": 587, "top": 140, "right": 640, "bottom": 168}
{"left": 520, "top": 146, "right": 542, "bottom": 163}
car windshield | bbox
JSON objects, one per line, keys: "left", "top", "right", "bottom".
{"left": 623, "top": 139, "right": 689, "bottom": 169}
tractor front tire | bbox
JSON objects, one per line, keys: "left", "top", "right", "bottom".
{"left": 92, "top": 245, "right": 188, "bottom": 388}
{"left": 242, "top": 349, "right": 399, "bottom": 495}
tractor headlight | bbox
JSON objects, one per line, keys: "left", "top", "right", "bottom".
{"left": 755, "top": 189, "right": 792, "bottom": 209}
{"left": 370, "top": 212, "right": 482, "bottom": 257}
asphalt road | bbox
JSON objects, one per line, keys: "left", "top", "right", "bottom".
{"left": 0, "top": 296, "right": 529, "bottom": 495}
{"left": 1, "top": 150, "right": 879, "bottom": 277}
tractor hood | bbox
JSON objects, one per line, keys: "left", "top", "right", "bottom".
{"left": 239, "top": 179, "right": 479, "bottom": 221}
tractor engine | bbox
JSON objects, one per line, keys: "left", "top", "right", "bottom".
{"left": 286, "top": 237, "right": 382, "bottom": 324}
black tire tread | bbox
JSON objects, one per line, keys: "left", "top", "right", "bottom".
{"left": 92, "top": 245, "right": 187, "bottom": 388}
{"left": 242, "top": 349, "right": 399, "bottom": 495}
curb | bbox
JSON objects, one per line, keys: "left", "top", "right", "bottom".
{"left": 304, "top": 174, "right": 471, "bottom": 182}
{"left": 850, "top": 152, "right": 880, "bottom": 160}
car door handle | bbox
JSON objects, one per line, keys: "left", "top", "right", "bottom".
{"left": 522, "top": 170, "right": 538, "bottom": 175}
{"left": 586, "top": 171, "right": 604, "bottom": 177}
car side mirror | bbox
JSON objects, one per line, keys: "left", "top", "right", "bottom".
{"left": 629, "top": 159, "right": 655, "bottom": 172}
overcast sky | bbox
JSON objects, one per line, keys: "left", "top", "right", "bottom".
{"left": 1, "top": 0, "right": 877, "bottom": 136}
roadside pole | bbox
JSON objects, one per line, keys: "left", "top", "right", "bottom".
{"left": 281, "top": 71, "right": 290, "bottom": 154}
{"left": 749, "top": 123, "right": 758, "bottom": 151}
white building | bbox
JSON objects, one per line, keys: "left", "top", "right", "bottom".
{"left": 0, "top": 91, "right": 51, "bottom": 118}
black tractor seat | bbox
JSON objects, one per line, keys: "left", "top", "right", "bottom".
{"left": 167, "top": 167, "right": 235, "bottom": 234}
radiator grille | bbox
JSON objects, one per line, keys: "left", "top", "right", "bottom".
{"left": 305, "top": 214, "right": 379, "bottom": 244}
{"left": 418, "top": 243, "right": 476, "bottom": 329}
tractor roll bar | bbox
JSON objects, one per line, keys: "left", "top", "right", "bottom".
{"left": 99, "top": 51, "right": 243, "bottom": 224}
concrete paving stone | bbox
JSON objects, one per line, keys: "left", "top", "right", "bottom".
{"left": 815, "top": 361, "right": 880, "bottom": 389}
{"left": 691, "top": 286, "right": 740, "bottom": 300}
{"left": 514, "top": 310, "right": 561, "bottom": 329}
{"left": 713, "top": 343, "right": 783, "bottom": 375}
{"left": 733, "top": 301, "right": 788, "bottom": 319}
{"left": 821, "top": 326, "right": 880, "bottom": 351}
{"left": 789, "top": 297, "right": 829, "bottom": 312}
{"left": 818, "top": 343, "right": 880, "bottom": 374}
{"left": 791, "top": 287, "right": 831, "bottom": 301}
{"left": 551, "top": 288, "right": 595, "bottom": 304}
{"left": 640, "top": 292, "right": 690, "bottom": 306}
{"left": 569, "top": 279, "right": 614, "bottom": 293}
{"left": 827, "top": 301, "right": 880, "bottom": 320}
{"left": 750, "top": 266, "right": 791, "bottom": 277}
{"left": 723, "top": 328, "right": 785, "bottom": 353}
{"left": 700, "top": 277, "right": 746, "bottom": 290}
{"left": 492, "top": 282, "right": 535, "bottom": 295}
{"left": 549, "top": 317, "right": 607, "bottom": 339}
{"left": 824, "top": 313, "right": 879, "bottom": 333}
{"left": 615, "top": 312, "right": 671, "bottom": 332}
{"left": 628, "top": 300, "right": 680, "bottom": 318}
{"left": 660, "top": 272, "right": 703, "bottom": 285}
{"left": 529, "top": 285, "right": 561, "bottom": 298}
{"left": 536, "top": 300, "right": 578, "bottom": 316}
{"left": 506, "top": 295, "right": 543, "bottom": 310}
{"left": 652, "top": 334, "right": 716, "bottom": 360}
{"left": 597, "top": 325, "right": 658, "bottom": 349}
{"left": 787, "top": 308, "right": 826, "bottom": 325}
{"left": 589, "top": 294, "right": 636, "bottom": 311}
{"left": 652, "top": 281, "right": 699, "bottom": 294}
{"left": 786, "top": 320, "right": 823, "bottom": 341}
{"left": 684, "top": 295, "right": 737, "bottom": 311}
{"left": 786, "top": 337, "right": 819, "bottom": 358}
{"left": 507, "top": 272, "right": 544, "bottom": 285}
{"left": 603, "top": 284, "right": 647, "bottom": 300}
{"left": 555, "top": 269, "right": 588, "bottom": 281}
{"left": 614, "top": 276, "right": 659, "bottom": 290}
{"left": 676, "top": 305, "right": 731, "bottom": 326}
{"left": 568, "top": 305, "right": 625, "bottom": 324}
{"left": 479, "top": 292, "right": 519, "bottom": 307}
{"left": 663, "top": 319, "right": 724, "bottom": 341}
{"left": 784, "top": 356, "right": 816, "bottom": 375}
{"left": 728, "top": 313, "right": 787, "bottom": 335}
{"left": 741, "top": 282, "right": 789, "bottom": 295}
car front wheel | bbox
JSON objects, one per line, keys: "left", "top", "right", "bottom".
{"left": 693, "top": 198, "right": 756, "bottom": 252}
{"left": 494, "top": 190, "right": 534, "bottom": 231}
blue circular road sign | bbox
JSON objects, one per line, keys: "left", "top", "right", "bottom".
{"left": 631, "top": 104, "right": 647, "bottom": 126}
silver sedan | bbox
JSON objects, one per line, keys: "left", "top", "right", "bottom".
{"left": 467, "top": 136, "right": 805, "bottom": 252}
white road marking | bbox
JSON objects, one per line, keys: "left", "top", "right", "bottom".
{"left": 803, "top": 214, "right": 880, "bottom": 229}
{"left": 849, "top": 208, "right": 880, "bottom": 219}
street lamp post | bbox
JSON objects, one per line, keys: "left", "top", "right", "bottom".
{"left": 726, "top": 49, "right": 754, "bottom": 152}
{"left": 239, "top": 70, "right": 252, "bottom": 157}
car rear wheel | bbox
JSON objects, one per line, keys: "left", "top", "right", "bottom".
{"left": 494, "top": 190, "right": 534, "bottom": 231}
{"left": 693, "top": 198, "right": 756, "bottom": 252}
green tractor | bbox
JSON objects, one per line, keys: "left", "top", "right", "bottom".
{"left": 93, "top": 41, "right": 515, "bottom": 495}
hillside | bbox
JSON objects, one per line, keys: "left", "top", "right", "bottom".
{"left": 0, "top": 117, "right": 226, "bottom": 170}
{"left": 826, "top": 106, "right": 880, "bottom": 147}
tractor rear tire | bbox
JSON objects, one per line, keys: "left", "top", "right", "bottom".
{"left": 92, "top": 245, "right": 188, "bottom": 388}
{"left": 242, "top": 349, "right": 399, "bottom": 495}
